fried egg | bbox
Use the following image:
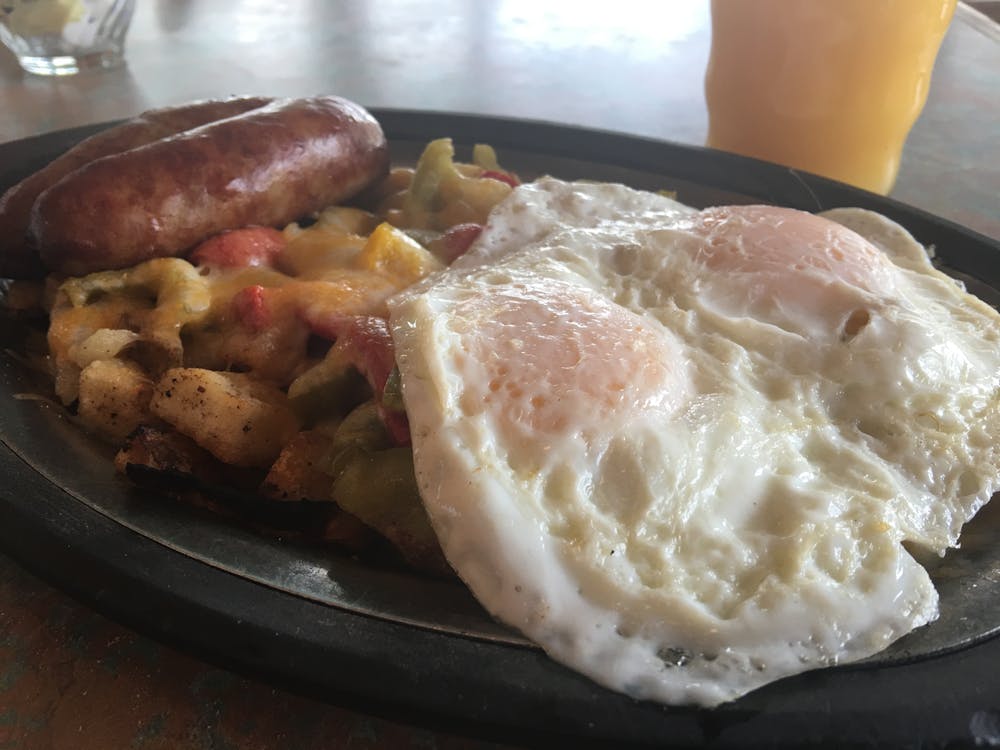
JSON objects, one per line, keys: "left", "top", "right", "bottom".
{"left": 387, "top": 177, "right": 1000, "bottom": 706}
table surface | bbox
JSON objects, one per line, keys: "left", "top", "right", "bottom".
{"left": 1, "top": 2, "right": 999, "bottom": 748}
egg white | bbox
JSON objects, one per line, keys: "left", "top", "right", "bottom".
{"left": 388, "top": 177, "right": 1000, "bottom": 706}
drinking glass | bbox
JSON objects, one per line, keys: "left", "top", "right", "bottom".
{"left": 0, "top": 0, "right": 136, "bottom": 76}
{"left": 704, "top": 0, "right": 957, "bottom": 195}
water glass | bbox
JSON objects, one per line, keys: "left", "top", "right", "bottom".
{"left": 0, "top": 0, "right": 136, "bottom": 76}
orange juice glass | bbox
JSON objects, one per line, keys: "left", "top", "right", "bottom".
{"left": 705, "top": 0, "right": 956, "bottom": 194}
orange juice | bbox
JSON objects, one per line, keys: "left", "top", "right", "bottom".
{"left": 705, "top": 0, "right": 956, "bottom": 194}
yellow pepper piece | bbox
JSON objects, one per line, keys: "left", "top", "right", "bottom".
{"left": 355, "top": 222, "right": 443, "bottom": 285}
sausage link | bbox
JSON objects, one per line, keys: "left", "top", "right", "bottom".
{"left": 0, "top": 96, "right": 273, "bottom": 278}
{"left": 31, "top": 96, "right": 390, "bottom": 277}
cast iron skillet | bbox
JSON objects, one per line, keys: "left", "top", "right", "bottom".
{"left": 1, "top": 110, "right": 999, "bottom": 748}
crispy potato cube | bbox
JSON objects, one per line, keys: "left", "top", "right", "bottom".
{"left": 77, "top": 359, "right": 154, "bottom": 443}
{"left": 260, "top": 430, "right": 335, "bottom": 502}
{"left": 150, "top": 368, "right": 300, "bottom": 469}
{"left": 115, "top": 424, "right": 219, "bottom": 478}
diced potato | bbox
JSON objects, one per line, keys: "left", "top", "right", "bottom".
{"left": 150, "top": 367, "right": 300, "bottom": 469}
{"left": 260, "top": 430, "right": 336, "bottom": 502}
{"left": 77, "top": 359, "right": 154, "bottom": 443}
{"left": 48, "top": 296, "right": 136, "bottom": 404}
{"left": 52, "top": 360, "right": 82, "bottom": 406}
{"left": 49, "top": 258, "right": 212, "bottom": 404}
{"left": 114, "top": 424, "right": 219, "bottom": 479}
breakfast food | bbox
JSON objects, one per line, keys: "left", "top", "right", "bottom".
{"left": 388, "top": 177, "right": 1000, "bottom": 706}
{"left": 30, "top": 96, "right": 390, "bottom": 276}
{"left": 3, "top": 99, "right": 999, "bottom": 708}
{"left": 38, "top": 133, "right": 517, "bottom": 574}
{"left": 0, "top": 96, "right": 274, "bottom": 278}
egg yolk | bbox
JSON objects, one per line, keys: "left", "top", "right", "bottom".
{"left": 456, "top": 279, "right": 685, "bottom": 435}
{"left": 688, "top": 205, "right": 897, "bottom": 336}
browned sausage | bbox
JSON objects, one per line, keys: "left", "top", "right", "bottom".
{"left": 0, "top": 96, "right": 274, "bottom": 278}
{"left": 31, "top": 96, "right": 391, "bottom": 277}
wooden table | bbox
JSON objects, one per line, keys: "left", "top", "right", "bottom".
{"left": 1, "top": 2, "right": 998, "bottom": 748}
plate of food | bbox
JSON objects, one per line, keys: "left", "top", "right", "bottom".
{"left": 1, "top": 96, "right": 999, "bottom": 747}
